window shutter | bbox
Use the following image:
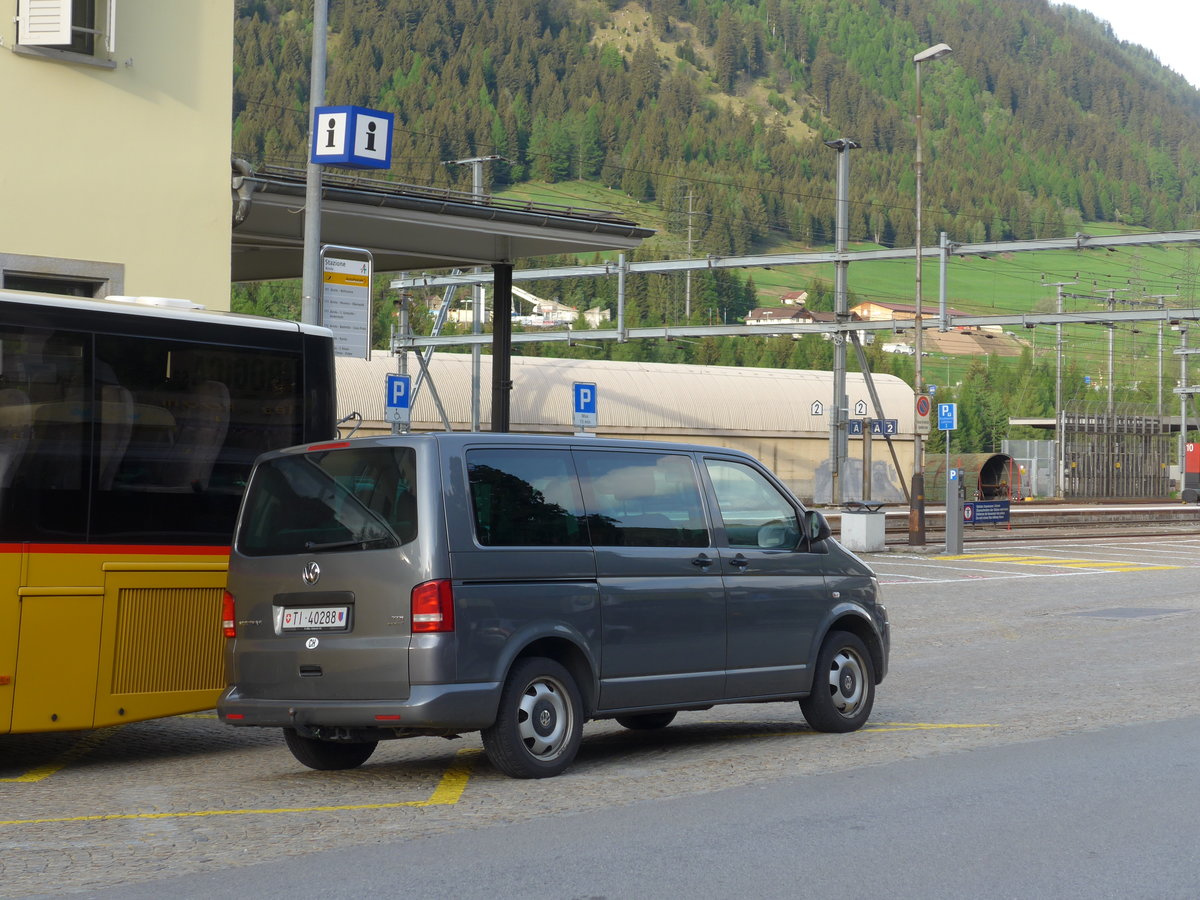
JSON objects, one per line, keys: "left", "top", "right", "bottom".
{"left": 17, "top": 0, "right": 73, "bottom": 46}
{"left": 105, "top": 0, "right": 117, "bottom": 53}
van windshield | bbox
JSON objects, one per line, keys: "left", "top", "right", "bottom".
{"left": 236, "top": 447, "right": 417, "bottom": 556}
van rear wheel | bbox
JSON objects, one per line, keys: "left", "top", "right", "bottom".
{"left": 799, "top": 631, "right": 875, "bottom": 733}
{"left": 283, "top": 728, "right": 377, "bottom": 770}
{"left": 482, "top": 657, "right": 583, "bottom": 779}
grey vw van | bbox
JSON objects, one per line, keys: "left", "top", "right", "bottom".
{"left": 218, "top": 433, "right": 889, "bottom": 778}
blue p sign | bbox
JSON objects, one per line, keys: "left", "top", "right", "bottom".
{"left": 573, "top": 382, "right": 597, "bottom": 428}
{"left": 385, "top": 373, "right": 411, "bottom": 424}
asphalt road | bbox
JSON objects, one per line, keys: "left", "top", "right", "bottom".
{"left": 3, "top": 534, "right": 1199, "bottom": 898}
{"left": 60, "top": 715, "right": 1200, "bottom": 900}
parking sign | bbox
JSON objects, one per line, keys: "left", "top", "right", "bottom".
{"left": 573, "top": 382, "right": 597, "bottom": 428}
{"left": 937, "top": 402, "right": 958, "bottom": 431}
{"left": 385, "top": 373, "right": 411, "bottom": 424}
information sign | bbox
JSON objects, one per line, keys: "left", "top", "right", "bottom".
{"left": 963, "top": 500, "right": 1010, "bottom": 524}
{"left": 311, "top": 105, "right": 395, "bottom": 169}
{"left": 321, "top": 249, "right": 372, "bottom": 359}
{"left": 870, "top": 418, "right": 899, "bottom": 436}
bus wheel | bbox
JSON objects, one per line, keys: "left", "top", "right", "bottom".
{"left": 482, "top": 657, "right": 583, "bottom": 778}
{"left": 283, "top": 728, "right": 377, "bottom": 770}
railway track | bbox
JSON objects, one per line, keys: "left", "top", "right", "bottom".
{"left": 823, "top": 500, "right": 1200, "bottom": 545}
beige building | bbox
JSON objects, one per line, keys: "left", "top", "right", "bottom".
{"left": 1, "top": 1, "right": 234, "bottom": 306}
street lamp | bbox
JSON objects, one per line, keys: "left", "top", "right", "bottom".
{"left": 910, "top": 41, "right": 952, "bottom": 547}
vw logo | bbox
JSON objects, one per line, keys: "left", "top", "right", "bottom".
{"left": 302, "top": 561, "right": 320, "bottom": 585}
{"left": 539, "top": 709, "right": 553, "bottom": 729}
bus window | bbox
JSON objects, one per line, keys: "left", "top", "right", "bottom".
{"left": 0, "top": 290, "right": 336, "bottom": 734}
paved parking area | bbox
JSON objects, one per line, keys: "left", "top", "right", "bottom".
{"left": 3, "top": 535, "right": 1199, "bottom": 898}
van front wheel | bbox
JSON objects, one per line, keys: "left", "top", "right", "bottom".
{"left": 283, "top": 728, "right": 377, "bottom": 770}
{"left": 799, "top": 631, "right": 875, "bottom": 733}
{"left": 482, "top": 657, "right": 583, "bottom": 779}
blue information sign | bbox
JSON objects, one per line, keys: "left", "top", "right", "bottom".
{"left": 963, "top": 500, "right": 1010, "bottom": 524}
{"left": 311, "top": 105, "right": 395, "bottom": 169}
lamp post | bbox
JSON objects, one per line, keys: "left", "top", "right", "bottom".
{"left": 910, "top": 41, "right": 952, "bottom": 547}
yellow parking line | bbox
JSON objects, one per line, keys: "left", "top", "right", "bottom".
{"left": 0, "top": 727, "right": 122, "bottom": 784}
{"left": 934, "top": 553, "right": 1179, "bottom": 573}
{"left": 0, "top": 748, "right": 478, "bottom": 827}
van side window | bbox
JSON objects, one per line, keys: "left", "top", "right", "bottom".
{"left": 467, "top": 449, "right": 587, "bottom": 546}
{"left": 575, "top": 451, "right": 709, "bottom": 548}
{"left": 705, "top": 459, "right": 801, "bottom": 549}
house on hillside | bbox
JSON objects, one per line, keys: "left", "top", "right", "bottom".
{"left": 1, "top": 1, "right": 234, "bottom": 305}
{"left": 850, "top": 300, "right": 984, "bottom": 331}
{"left": 746, "top": 306, "right": 873, "bottom": 344}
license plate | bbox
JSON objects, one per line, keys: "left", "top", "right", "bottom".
{"left": 282, "top": 606, "right": 349, "bottom": 631}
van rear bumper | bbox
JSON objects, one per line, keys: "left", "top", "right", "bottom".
{"left": 217, "top": 681, "right": 502, "bottom": 733}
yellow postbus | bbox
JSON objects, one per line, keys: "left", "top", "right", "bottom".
{"left": 0, "top": 290, "right": 335, "bottom": 734}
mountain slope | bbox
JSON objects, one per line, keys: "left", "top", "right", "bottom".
{"left": 233, "top": 0, "right": 1200, "bottom": 260}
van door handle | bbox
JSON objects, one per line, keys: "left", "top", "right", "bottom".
{"left": 691, "top": 553, "right": 714, "bottom": 568}
{"left": 729, "top": 554, "right": 750, "bottom": 569}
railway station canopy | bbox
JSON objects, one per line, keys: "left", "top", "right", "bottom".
{"left": 231, "top": 162, "right": 655, "bottom": 281}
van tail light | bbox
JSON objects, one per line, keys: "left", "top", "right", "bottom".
{"left": 221, "top": 590, "right": 237, "bottom": 638}
{"left": 411, "top": 579, "right": 455, "bottom": 633}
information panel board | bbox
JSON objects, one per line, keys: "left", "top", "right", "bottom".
{"left": 321, "top": 248, "right": 372, "bottom": 359}
{"left": 963, "top": 500, "right": 1010, "bottom": 524}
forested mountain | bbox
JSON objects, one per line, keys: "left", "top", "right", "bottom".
{"left": 231, "top": 0, "right": 1200, "bottom": 456}
{"left": 234, "top": 0, "right": 1200, "bottom": 254}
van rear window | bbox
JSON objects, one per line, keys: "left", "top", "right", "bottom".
{"left": 236, "top": 447, "right": 417, "bottom": 556}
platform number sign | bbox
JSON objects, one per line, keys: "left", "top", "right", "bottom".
{"left": 385, "top": 373, "right": 411, "bottom": 425}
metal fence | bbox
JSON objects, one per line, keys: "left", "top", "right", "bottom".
{"left": 1060, "top": 406, "right": 1172, "bottom": 499}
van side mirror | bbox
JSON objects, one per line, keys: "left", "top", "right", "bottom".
{"left": 805, "top": 509, "right": 832, "bottom": 545}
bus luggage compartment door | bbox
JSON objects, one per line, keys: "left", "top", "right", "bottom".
{"left": 12, "top": 589, "right": 104, "bottom": 733}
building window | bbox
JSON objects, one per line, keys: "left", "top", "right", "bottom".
{"left": 16, "top": 0, "right": 114, "bottom": 65}
{"left": 0, "top": 253, "right": 124, "bottom": 298}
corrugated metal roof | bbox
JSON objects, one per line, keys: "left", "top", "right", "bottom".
{"left": 336, "top": 352, "right": 915, "bottom": 437}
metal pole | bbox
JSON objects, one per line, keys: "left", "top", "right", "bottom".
{"left": 490, "top": 263, "right": 514, "bottom": 432}
{"left": 1107, "top": 325, "right": 1115, "bottom": 414}
{"left": 685, "top": 188, "right": 693, "bottom": 320}
{"left": 908, "top": 43, "right": 951, "bottom": 545}
{"left": 911, "top": 58, "right": 927, "bottom": 544}
{"left": 300, "top": 0, "right": 328, "bottom": 325}
{"left": 1158, "top": 320, "right": 1164, "bottom": 421}
{"left": 617, "top": 253, "right": 627, "bottom": 342}
{"left": 1056, "top": 284, "right": 1064, "bottom": 497}
{"left": 1181, "top": 327, "right": 1189, "bottom": 487}
{"left": 446, "top": 156, "right": 501, "bottom": 431}
{"left": 938, "top": 231, "right": 949, "bottom": 331}
{"left": 825, "top": 139, "right": 858, "bottom": 506}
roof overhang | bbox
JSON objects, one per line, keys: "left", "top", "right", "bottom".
{"left": 231, "top": 163, "right": 655, "bottom": 281}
